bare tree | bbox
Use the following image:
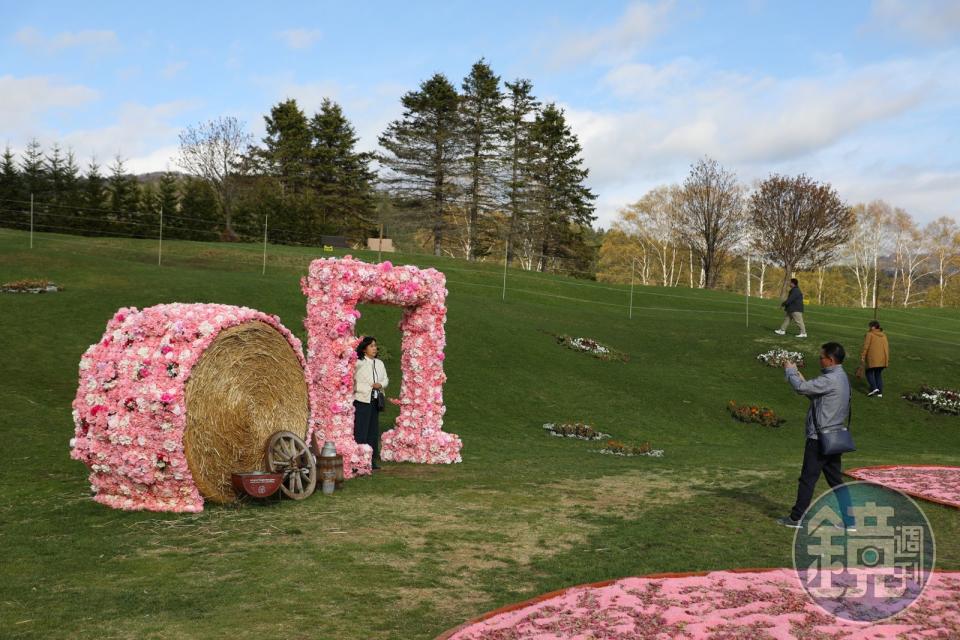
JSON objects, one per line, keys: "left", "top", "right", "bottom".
{"left": 178, "top": 116, "right": 252, "bottom": 239}
{"left": 888, "top": 208, "right": 932, "bottom": 307}
{"left": 677, "top": 158, "right": 745, "bottom": 289}
{"left": 749, "top": 173, "right": 853, "bottom": 296}
{"left": 845, "top": 201, "right": 894, "bottom": 308}
{"left": 617, "top": 185, "right": 684, "bottom": 286}
{"left": 925, "top": 216, "right": 960, "bottom": 307}
{"left": 900, "top": 223, "right": 931, "bottom": 307}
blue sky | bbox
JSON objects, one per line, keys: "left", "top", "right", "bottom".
{"left": 2, "top": 0, "right": 958, "bottom": 227}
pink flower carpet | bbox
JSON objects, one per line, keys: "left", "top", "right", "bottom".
{"left": 439, "top": 569, "right": 960, "bottom": 639}
{"left": 845, "top": 465, "right": 960, "bottom": 510}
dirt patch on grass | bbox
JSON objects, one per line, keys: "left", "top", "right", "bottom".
{"left": 548, "top": 467, "right": 780, "bottom": 517}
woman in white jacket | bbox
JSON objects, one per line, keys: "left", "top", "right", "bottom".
{"left": 353, "top": 336, "right": 389, "bottom": 470}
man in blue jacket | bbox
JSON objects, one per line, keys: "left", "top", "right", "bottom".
{"left": 777, "top": 342, "right": 854, "bottom": 530}
{"left": 775, "top": 278, "right": 807, "bottom": 338}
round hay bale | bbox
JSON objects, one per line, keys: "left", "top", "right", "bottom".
{"left": 184, "top": 321, "right": 309, "bottom": 503}
{"left": 70, "top": 304, "right": 308, "bottom": 513}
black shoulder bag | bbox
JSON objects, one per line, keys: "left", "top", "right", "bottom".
{"left": 370, "top": 359, "right": 386, "bottom": 412}
{"left": 813, "top": 383, "right": 855, "bottom": 456}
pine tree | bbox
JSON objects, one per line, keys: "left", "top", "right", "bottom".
{"left": 79, "top": 159, "right": 108, "bottom": 234}
{"left": 503, "top": 79, "right": 540, "bottom": 265}
{"left": 20, "top": 139, "right": 47, "bottom": 203}
{"left": 61, "top": 150, "right": 83, "bottom": 231}
{"left": 157, "top": 172, "right": 180, "bottom": 222}
{"left": 62, "top": 150, "right": 81, "bottom": 205}
{"left": 0, "top": 147, "right": 24, "bottom": 209}
{"left": 46, "top": 144, "right": 67, "bottom": 206}
{"left": 140, "top": 182, "right": 160, "bottom": 232}
{"left": 459, "top": 59, "right": 505, "bottom": 260}
{"left": 107, "top": 156, "right": 141, "bottom": 231}
{"left": 379, "top": 73, "right": 462, "bottom": 257}
{"left": 308, "top": 98, "right": 377, "bottom": 240}
{"left": 177, "top": 177, "right": 221, "bottom": 240}
{"left": 0, "top": 147, "right": 23, "bottom": 228}
{"left": 529, "top": 104, "right": 596, "bottom": 271}
{"left": 258, "top": 99, "right": 312, "bottom": 194}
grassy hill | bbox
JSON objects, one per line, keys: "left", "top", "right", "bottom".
{"left": 1, "top": 229, "right": 958, "bottom": 639}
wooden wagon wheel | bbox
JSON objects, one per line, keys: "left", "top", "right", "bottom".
{"left": 265, "top": 431, "right": 316, "bottom": 500}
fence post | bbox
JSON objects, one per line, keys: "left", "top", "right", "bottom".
{"left": 501, "top": 244, "right": 508, "bottom": 301}
{"left": 629, "top": 258, "right": 635, "bottom": 319}
{"left": 29, "top": 193, "right": 34, "bottom": 249}
{"left": 158, "top": 205, "right": 163, "bottom": 266}
{"left": 262, "top": 214, "right": 268, "bottom": 276}
{"left": 746, "top": 254, "right": 750, "bottom": 327}
{"left": 377, "top": 223, "right": 384, "bottom": 263}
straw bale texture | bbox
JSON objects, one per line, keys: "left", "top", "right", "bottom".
{"left": 184, "top": 321, "right": 309, "bottom": 502}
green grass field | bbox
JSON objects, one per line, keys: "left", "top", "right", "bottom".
{"left": 1, "top": 229, "right": 958, "bottom": 639}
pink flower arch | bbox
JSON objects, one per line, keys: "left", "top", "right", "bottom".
{"left": 301, "top": 256, "right": 462, "bottom": 477}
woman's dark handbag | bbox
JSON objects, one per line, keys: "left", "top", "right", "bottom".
{"left": 813, "top": 386, "right": 855, "bottom": 456}
{"left": 370, "top": 360, "right": 386, "bottom": 412}
{"left": 371, "top": 389, "right": 386, "bottom": 412}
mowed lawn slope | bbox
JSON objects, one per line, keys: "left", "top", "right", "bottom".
{"left": 1, "top": 229, "right": 958, "bottom": 640}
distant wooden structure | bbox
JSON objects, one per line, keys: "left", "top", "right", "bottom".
{"left": 367, "top": 238, "right": 395, "bottom": 252}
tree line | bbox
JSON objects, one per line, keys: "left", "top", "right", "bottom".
{"left": 0, "top": 141, "right": 223, "bottom": 241}
{"left": 599, "top": 158, "right": 960, "bottom": 308}
{"left": 1, "top": 58, "right": 597, "bottom": 274}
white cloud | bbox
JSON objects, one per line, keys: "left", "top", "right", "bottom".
{"left": 564, "top": 52, "right": 958, "bottom": 227}
{"left": 867, "top": 0, "right": 960, "bottom": 43}
{"left": 277, "top": 28, "right": 322, "bottom": 50}
{"left": 0, "top": 75, "right": 99, "bottom": 132}
{"left": 124, "top": 145, "right": 180, "bottom": 174}
{"left": 602, "top": 57, "right": 698, "bottom": 97}
{"left": 59, "top": 101, "right": 197, "bottom": 164}
{"left": 13, "top": 27, "right": 118, "bottom": 54}
{"left": 554, "top": 0, "right": 674, "bottom": 66}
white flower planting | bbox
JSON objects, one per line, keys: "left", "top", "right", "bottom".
{"left": 757, "top": 348, "right": 806, "bottom": 367}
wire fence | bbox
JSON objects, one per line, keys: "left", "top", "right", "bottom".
{"left": 2, "top": 196, "right": 958, "bottom": 347}
{"left": 0, "top": 195, "right": 608, "bottom": 278}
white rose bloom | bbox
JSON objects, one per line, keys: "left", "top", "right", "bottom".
{"left": 137, "top": 347, "right": 150, "bottom": 358}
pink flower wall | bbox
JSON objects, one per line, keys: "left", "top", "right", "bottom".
{"left": 70, "top": 303, "right": 306, "bottom": 513}
{"left": 301, "top": 256, "right": 462, "bottom": 477}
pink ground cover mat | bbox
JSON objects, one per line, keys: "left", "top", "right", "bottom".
{"left": 439, "top": 568, "right": 960, "bottom": 639}
{"left": 845, "top": 465, "right": 960, "bottom": 510}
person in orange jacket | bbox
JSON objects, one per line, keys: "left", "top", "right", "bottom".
{"left": 859, "top": 320, "right": 890, "bottom": 398}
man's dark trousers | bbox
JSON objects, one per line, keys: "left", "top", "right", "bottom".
{"left": 790, "top": 438, "right": 852, "bottom": 524}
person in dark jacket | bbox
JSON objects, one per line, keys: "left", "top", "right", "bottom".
{"left": 777, "top": 342, "right": 854, "bottom": 531}
{"left": 775, "top": 278, "right": 807, "bottom": 338}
